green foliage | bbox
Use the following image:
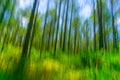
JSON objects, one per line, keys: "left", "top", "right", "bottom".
{"left": 0, "top": 0, "right": 120, "bottom": 79}
{"left": 0, "top": 44, "right": 120, "bottom": 80}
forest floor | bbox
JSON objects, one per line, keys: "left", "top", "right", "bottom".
{"left": 0, "top": 43, "right": 120, "bottom": 80}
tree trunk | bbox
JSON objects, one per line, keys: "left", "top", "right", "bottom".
{"left": 28, "top": 0, "right": 40, "bottom": 57}
{"left": 62, "top": 0, "right": 69, "bottom": 52}
{"left": 93, "top": 0, "right": 96, "bottom": 50}
{"left": 13, "top": 0, "right": 38, "bottom": 79}
{"left": 0, "top": 0, "right": 16, "bottom": 53}
{"left": 103, "top": 21, "right": 107, "bottom": 50}
{"left": 74, "top": 28, "right": 77, "bottom": 54}
{"left": 86, "top": 23, "right": 89, "bottom": 51}
{"left": 111, "top": 0, "right": 117, "bottom": 50}
{"left": 68, "top": 1, "right": 73, "bottom": 53}
{"left": 0, "top": 32, "right": 7, "bottom": 53}
{"left": 47, "top": 20, "right": 53, "bottom": 51}
{"left": 51, "top": 4, "right": 58, "bottom": 51}
{"left": 0, "top": 0, "right": 9, "bottom": 23}
{"left": 60, "top": 1, "right": 66, "bottom": 49}
{"left": 54, "top": 0, "right": 62, "bottom": 56}
{"left": 40, "top": 0, "right": 50, "bottom": 54}
{"left": 97, "top": 0, "right": 104, "bottom": 50}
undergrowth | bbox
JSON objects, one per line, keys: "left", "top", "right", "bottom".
{"left": 0, "top": 44, "right": 120, "bottom": 80}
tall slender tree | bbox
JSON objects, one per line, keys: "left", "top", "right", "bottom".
{"left": 0, "top": 0, "right": 10, "bottom": 24}
{"left": 68, "top": 0, "right": 73, "bottom": 53}
{"left": 14, "top": 0, "right": 38, "bottom": 79}
{"left": 62, "top": 0, "right": 69, "bottom": 51}
{"left": 60, "top": 0, "right": 66, "bottom": 49}
{"left": 28, "top": 0, "right": 40, "bottom": 56}
{"left": 40, "top": 0, "right": 50, "bottom": 54}
{"left": 47, "top": 19, "right": 53, "bottom": 51}
{"left": 111, "top": 0, "right": 117, "bottom": 50}
{"left": 22, "top": 0, "right": 38, "bottom": 57}
{"left": 51, "top": 4, "right": 58, "bottom": 49}
{"left": 54, "top": 0, "right": 62, "bottom": 56}
{"left": 1, "top": 0, "right": 16, "bottom": 53}
{"left": 97, "top": 0, "right": 104, "bottom": 49}
{"left": 93, "top": 0, "right": 96, "bottom": 50}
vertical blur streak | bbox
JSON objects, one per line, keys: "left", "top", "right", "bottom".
{"left": 110, "top": 0, "right": 118, "bottom": 50}
{"left": 13, "top": 0, "right": 38, "bottom": 79}
{"left": 68, "top": 0, "right": 73, "bottom": 53}
{"left": 60, "top": 0, "right": 66, "bottom": 49}
{"left": 1, "top": 0, "right": 16, "bottom": 53}
{"left": 40, "top": 0, "right": 50, "bottom": 57}
{"left": 97, "top": 0, "right": 104, "bottom": 50}
{"left": 62, "top": 0, "right": 70, "bottom": 52}
{"left": 28, "top": 0, "right": 40, "bottom": 57}
{"left": 0, "top": 0, "right": 10, "bottom": 23}
{"left": 93, "top": 0, "right": 96, "bottom": 51}
{"left": 54, "top": 0, "right": 62, "bottom": 57}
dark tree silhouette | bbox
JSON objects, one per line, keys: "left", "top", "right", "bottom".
{"left": 93, "top": 0, "right": 96, "bottom": 50}
{"left": 62, "top": 0, "right": 69, "bottom": 52}
{"left": 54, "top": 0, "right": 62, "bottom": 56}
{"left": 28, "top": 0, "right": 40, "bottom": 56}
{"left": 60, "top": 0, "right": 66, "bottom": 48}
{"left": 68, "top": 0, "right": 73, "bottom": 53}
{"left": 111, "top": 0, "right": 118, "bottom": 50}
{"left": 0, "top": 0, "right": 10, "bottom": 23}
{"left": 97, "top": 0, "right": 104, "bottom": 49}
{"left": 13, "top": 0, "right": 38, "bottom": 79}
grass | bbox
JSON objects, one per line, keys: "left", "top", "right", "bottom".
{"left": 0, "top": 43, "right": 120, "bottom": 80}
